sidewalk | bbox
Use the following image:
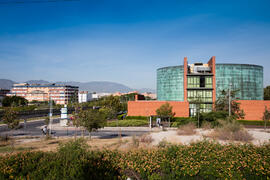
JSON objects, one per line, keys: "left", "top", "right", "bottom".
{"left": 49, "top": 123, "right": 170, "bottom": 132}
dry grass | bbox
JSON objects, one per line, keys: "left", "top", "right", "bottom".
{"left": 140, "top": 134, "right": 153, "bottom": 144}
{"left": 210, "top": 120, "right": 253, "bottom": 142}
{"left": 0, "top": 136, "right": 136, "bottom": 155}
{"left": 131, "top": 135, "right": 140, "bottom": 148}
{"left": 201, "top": 121, "right": 212, "bottom": 130}
{"left": 177, "top": 123, "right": 196, "bottom": 136}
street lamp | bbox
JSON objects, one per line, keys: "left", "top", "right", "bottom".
{"left": 49, "top": 96, "right": 53, "bottom": 135}
{"left": 229, "top": 83, "right": 232, "bottom": 117}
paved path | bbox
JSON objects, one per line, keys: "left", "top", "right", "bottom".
{"left": 0, "top": 119, "right": 152, "bottom": 139}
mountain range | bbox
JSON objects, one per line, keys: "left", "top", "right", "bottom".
{"left": 0, "top": 79, "right": 155, "bottom": 93}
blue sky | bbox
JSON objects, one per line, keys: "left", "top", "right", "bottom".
{"left": 0, "top": 0, "right": 270, "bottom": 89}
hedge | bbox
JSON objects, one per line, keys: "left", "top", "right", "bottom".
{"left": 0, "top": 140, "right": 269, "bottom": 179}
{"left": 238, "top": 120, "right": 270, "bottom": 126}
{"left": 125, "top": 116, "right": 148, "bottom": 120}
{"left": 106, "top": 119, "right": 148, "bottom": 127}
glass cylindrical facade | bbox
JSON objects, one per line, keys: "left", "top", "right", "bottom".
{"left": 157, "top": 66, "right": 184, "bottom": 101}
{"left": 215, "top": 64, "right": 263, "bottom": 100}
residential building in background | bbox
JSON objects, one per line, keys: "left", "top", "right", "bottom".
{"left": 141, "top": 92, "right": 157, "bottom": 100}
{"left": 128, "top": 56, "right": 269, "bottom": 120}
{"left": 7, "top": 83, "right": 78, "bottom": 105}
{"left": 78, "top": 91, "right": 92, "bottom": 103}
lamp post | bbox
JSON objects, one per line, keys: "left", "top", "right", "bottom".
{"left": 49, "top": 96, "right": 53, "bottom": 135}
{"left": 229, "top": 83, "right": 232, "bottom": 117}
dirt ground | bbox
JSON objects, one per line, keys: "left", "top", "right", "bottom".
{"left": 0, "top": 135, "right": 136, "bottom": 155}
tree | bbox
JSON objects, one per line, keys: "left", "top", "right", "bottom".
{"left": 192, "top": 95, "right": 204, "bottom": 128}
{"left": 78, "top": 109, "right": 106, "bottom": 139}
{"left": 69, "top": 94, "right": 78, "bottom": 105}
{"left": 72, "top": 103, "right": 83, "bottom": 137}
{"left": 215, "top": 90, "right": 245, "bottom": 119}
{"left": 262, "top": 106, "right": 270, "bottom": 131}
{"left": 2, "top": 96, "right": 28, "bottom": 107}
{"left": 88, "top": 95, "right": 125, "bottom": 119}
{"left": 264, "top": 86, "right": 270, "bottom": 100}
{"left": 2, "top": 107, "right": 19, "bottom": 129}
{"left": 156, "top": 103, "right": 175, "bottom": 118}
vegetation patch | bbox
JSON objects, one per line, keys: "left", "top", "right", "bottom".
{"left": 177, "top": 123, "right": 197, "bottom": 136}
{"left": 1, "top": 139, "right": 269, "bottom": 179}
{"left": 211, "top": 119, "right": 253, "bottom": 142}
{"left": 106, "top": 120, "right": 148, "bottom": 127}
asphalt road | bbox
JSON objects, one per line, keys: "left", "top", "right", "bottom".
{"left": 0, "top": 119, "right": 150, "bottom": 139}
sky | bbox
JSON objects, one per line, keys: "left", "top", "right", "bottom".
{"left": 0, "top": 0, "right": 270, "bottom": 89}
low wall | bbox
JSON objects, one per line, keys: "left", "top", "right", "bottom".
{"left": 128, "top": 101, "right": 189, "bottom": 117}
{"left": 128, "top": 100, "right": 270, "bottom": 120}
{"left": 237, "top": 100, "right": 270, "bottom": 120}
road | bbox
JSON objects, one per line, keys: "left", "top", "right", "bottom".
{"left": 0, "top": 118, "right": 151, "bottom": 139}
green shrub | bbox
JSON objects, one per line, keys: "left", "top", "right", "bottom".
{"left": 117, "top": 113, "right": 126, "bottom": 120}
{"left": 125, "top": 116, "right": 148, "bottom": 120}
{"left": 13, "top": 105, "right": 37, "bottom": 112}
{"left": 238, "top": 120, "right": 270, "bottom": 126}
{"left": 0, "top": 141, "right": 270, "bottom": 179}
{"left": 0, "top": 139, "right": 119, "bottom": 180}
{"left": 171, "top": 117, "right": 196, "bottom": 127}
{"left": 106, "top": 119, "right": 148, "bottom": 127}
{"left": 199, "top": 111, "right": 228, "bottom": 127}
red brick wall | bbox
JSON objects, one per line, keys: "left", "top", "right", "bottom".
{"left": 128, "top": 101, "right": 189, "bottom": 117}
{"left": 237, "top": 100, "right": 270, "bottom": 120}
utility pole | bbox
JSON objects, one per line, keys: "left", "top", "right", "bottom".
{"left": 229, "top": 83, "right": 232, "bottom": 117}
{"left": 49, "top": 96, "right": 53, "bottom": 135}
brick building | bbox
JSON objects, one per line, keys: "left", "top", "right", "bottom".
{"left": 128, "top": 56, "right": 270, "bottom": 120}
{"left": 7, "top": 83, "right": 78, "bottom": 105}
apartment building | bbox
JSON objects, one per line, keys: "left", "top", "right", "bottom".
{"left": 7, "top": 83, "right": 78, "bottom": 105}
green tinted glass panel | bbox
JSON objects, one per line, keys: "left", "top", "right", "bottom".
{"left": 205, "top": 76, "right": 213, "bottom": 88}
{"left": 216, "top": 64, "right": 263, "bottom": 100}
{"left": 157, "top": 66, "right": 184, "bottom": 101}
{"left": 187, "top": 77, "right": 200, "bottom": 88}
{"left": 187, "top": 90, "right": 212, "bottom": 103}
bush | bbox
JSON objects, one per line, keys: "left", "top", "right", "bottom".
{"left": 0, "top": 139, "right": 119, "bottom": 179}
{"left": 238, "top": 120, "right": 270, "bottom": 126}
{"left": 117, "top": 113, "right": 126, "bottom": 120}
{"left": 199, "top": 111, "right": 228, "bottom": 127}
{"left": 177, "top": 123, "right": 196, "bottom": 135}
{"left": 12, "top": 105, "right": 37, "bottom": 112}
{"left": 0, "top": 141, "right": 270, "bottom": 179}
{"left": 212, "top": 119, "right": 253, "bottom": 142}
{"left": 106, "top": 119, "right": 148, "bottom": 127}
{"left": 201, "top": 121, "right": 212, "bottom": 130}
{"left": 140, "top": 134, "right": 153, "bottom": 144}
{"left": 125, "top": 116, "right": 148, "bottom": 120}
{"left": 171, "top": 117, "right": 196, "bottom": 127}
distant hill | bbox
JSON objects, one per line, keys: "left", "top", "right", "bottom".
{"left": 0, "top": 79, "right": 155, "bottom": 93}
{"left": 25, "top": 80, "right": 50, "bottom": 84}
{"left": 0, "top": 79, "right": 16, "bottom": 89}
{"left": 137, "top": 88, "right": 156, "bottom": 93}
{"left": 55, "top": 81, "right": 133, "bottom": 93}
